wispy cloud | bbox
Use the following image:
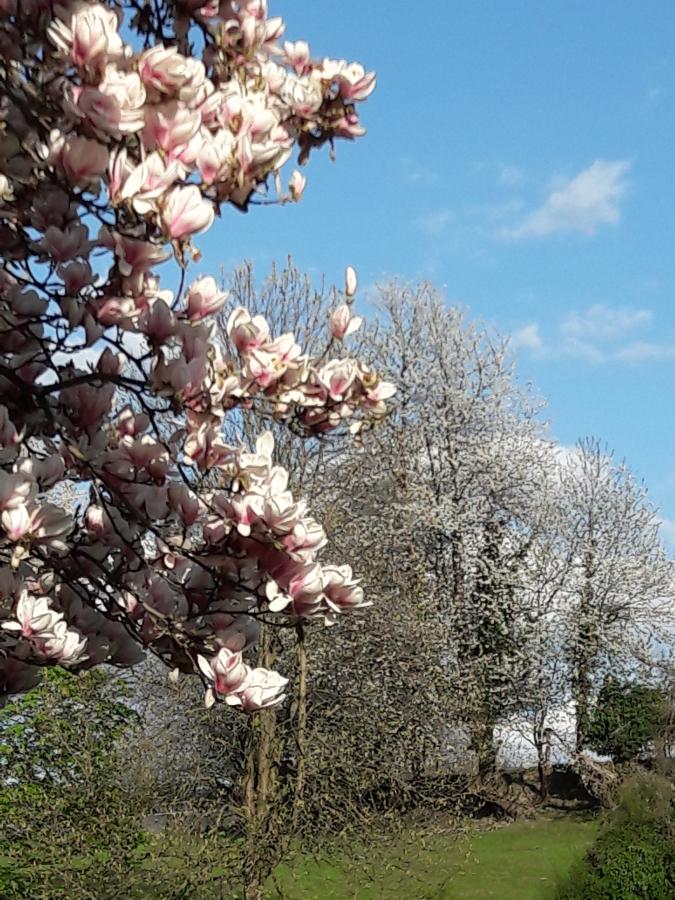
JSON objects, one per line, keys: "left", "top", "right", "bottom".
{"left": 400, "top": 156, "right": 438, "bottom": 186}
{"left": 499, "top": 159, "right": 631, "bottom": 240}
{"left": 413, "top": 199, "right": 522, "bottom": 240}
{"left": 560, "top": 304, "right": 652, "bottom": 342}
{"left": 512, "top": 302, "right": 675, "bottom": 364}
{"left": 614, "top": 341, "right": 675, "bottom": 363}
{"left": 472, "top": 160, "right": 526, "bottom": 188}
{"left": 413, "top": 209, "right": 454, "bottom": 236}
{"left": 496, "top": 163, "right": 525, "bottom": 188}
{"left": 510, "top": 323, "right": 544, "bottom": 354}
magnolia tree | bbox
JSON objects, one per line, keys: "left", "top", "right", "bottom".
{"left": 0, "top": 0, "right": 394, "bottom": 711}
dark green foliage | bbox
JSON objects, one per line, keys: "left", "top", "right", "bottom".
{"left": 0, "top": 668, "right": 241, "bottom": 899}
{"left": 0, "top": 668, "right": 142, "bottom": 898}
{"left": 556, "top": 773, "right": 675, "bottom": 900}
{"left": 587, "top": 676, "right": 666, "bottom": 762}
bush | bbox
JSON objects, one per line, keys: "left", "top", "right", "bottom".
{"left": 0, "top": 669, "right": 241, "bottom": 899}
{"left": 556, "top": 773, "right": 675, "bottom": 899}
{"left": 587, "top": 677, "right": 666, "bottom": 763}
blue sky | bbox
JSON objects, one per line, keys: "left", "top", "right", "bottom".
{"left": 198, "top": 1, "right": 675, "bottom": 539}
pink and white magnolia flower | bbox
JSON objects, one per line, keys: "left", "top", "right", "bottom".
{"left": 1, "top": 591, "right": 60, "bottom": 639}
{"left": 40, "top": 225, "right": 93, "bottom": 262}
{"left": 227, "top": 308, "right": 271, "bottom": 354}
{"left": 44, "top": 620, "right": 88, "bottom": 666}
{"left": 283, "top": 40, "right": 311, "bottom": 74}
{"left": 317, "top": 359, "right": 358, "bottom": 401}
{"left": 57, "top": 136, "right": 109, "bottom": 189}
{"left": 48, "top": 2, "right": 124, "bottom": 71}
{"left": 57, "top": 260, "right": 95, "bottom": 294}
{"left": 186, "top": 276, "right": 228, "bottom": 321}
{"left": 0, "top": 0, "right": 391, "bottom": 712}
{"left": 160, "top": 186, "right": 214, "bottom": 241}
{"left": 198, "top": 647, "right": 250, "bottom": 700}
{"left": 1, "top": 505, "right": 30, "bottom": 541}
{"left": 138, "top": 45, "right": 206, "bottom": 98}
{"left": 76, "top": 69, "right": 146, "bottom": 136}
{"left": 330, "top": 303, "right": 362, "bottom": 339}
{"left": 230, "top": 668, "right": 288, "bottom": 711}
{"left": 143, "top": 101, "right": 201, "bottom": 156}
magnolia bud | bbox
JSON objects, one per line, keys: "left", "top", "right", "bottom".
{"left": 345, "top": 265, "right": 357, "bottom": 298}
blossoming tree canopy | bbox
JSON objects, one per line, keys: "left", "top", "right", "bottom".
{"left": 0, "top": 0, "right": 394, "bottom": 711}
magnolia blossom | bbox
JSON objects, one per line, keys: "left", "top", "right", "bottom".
{"left": 232, "top": 669, "right": 289, "bottom": 711}
{"left": 0, "top": 0, "right": 390, "bottom": 712}
{"left": 138, "top": 45, "right": 206, "bottom": 98}
{"left": 160, "top": 186, "right": 214, "bottom": 240}
{"left": 2, "top": 505, "right": 30, "bottom": 541}
{"left": 186, "top": 276, "right": 228, "bottom": 321}
{"left": 227, "top": 307, "right": 271, "bottom": 354}
{"left": 198, "top": 648, "right": 250, "bottom": 699}
{"left": 76, "top": 69, "right": 146, "bottom": 136}
{"left": 40, "top": 224, "right": 93, "bottom": 261}
{"left": 1, "top": 592, "right": 59, "bottom": 639}
{"left": 330, "top": 303, "right": 362, "bottom": 340}
{"left": 57, "top": 136, "right": 109, "bottom": 188}
{"left": 48, "top": 2, "right": 124, "bottom": 71}
{"left": 44, "top": 620, "right": 88, "bottom": 666}
{"left": 143, "top": 101, "right": 201, "bottom": 156}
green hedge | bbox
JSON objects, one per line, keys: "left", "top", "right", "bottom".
{"left": 556, "top": 773, "right": 674, "bottom": 900}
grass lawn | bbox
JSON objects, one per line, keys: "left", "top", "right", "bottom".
{"left": 267, "top": 816, "right": 599, "bottom": 900}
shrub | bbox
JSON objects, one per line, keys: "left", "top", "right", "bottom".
{"left": 556, "top": 773, "right": 675, "bottom": 899}
{"left": 587, "top": 677, "right": 666, "bottom": 762}
{"left": 0, "top": 669, "right": 241, "bottom": 899}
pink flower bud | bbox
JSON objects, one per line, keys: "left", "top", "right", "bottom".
{"left": 288, "top": 169, "right": 306, "bottom": 201}
{"left": 345, "top": 265, "right": 358, "bottom": 298}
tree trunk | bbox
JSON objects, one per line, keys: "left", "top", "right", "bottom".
{"left": 534, "top": 727, "right": 551, "bottom": 800}
{"left": 573, "top": 543, "right": 597, "bottom": 753}
{"left": 242, "top": 627, "right": 283, "bottom": 900}
{"left": 291, "top": 623, "right": 308, "bottom": 831}
{"left": 473, "top": 713, "right": 496, "bottom": 779}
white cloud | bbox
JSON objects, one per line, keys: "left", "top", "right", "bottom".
{"left": 614, "top": 341, "right": 675, "bottom": 363}
{"left": 413, "top": 209, "right": 454, "bottom": 236}
{"left": 496, "top": 163, "right": 525, "bottom": 188}
{"left": 510, "top": 323, "right": 544, "bottom": 354}
{"left": 560, "top": 303, "right": 652, "bottom": 342}
{"left": 500, "top": 159, "right": 631, "bottom": 239}
{"left": 400, "top": 156, "right": 438, "bottom": 185}
{"left": 511, "top": 302, "right": 675, "bottom": 364}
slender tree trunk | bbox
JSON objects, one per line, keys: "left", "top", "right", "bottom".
{"left": 574, "top": 656, "right": 593, "bottom": 754}
{"left": 242, "top": 627, "right": 282, "bottom": 900}
{"left": 534, "top": 722, "right": 551, "bottom": 800}
{"left": 574, "top": 544, "right": 596, "bottom": 753}
{"left": 291, "top": 623, "right": 308, "bottom": 831}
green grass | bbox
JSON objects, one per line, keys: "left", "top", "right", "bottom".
{"left": 267, "top": 816, "right": 599, "bottom": 900}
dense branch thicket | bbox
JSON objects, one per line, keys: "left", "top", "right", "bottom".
{"left": 128, "top": 269, "right": 675, "bottom": 841}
